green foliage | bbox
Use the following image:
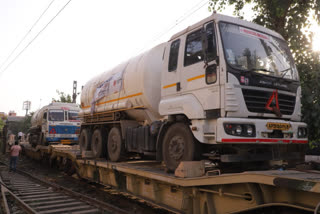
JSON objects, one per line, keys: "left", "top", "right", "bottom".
{"left": 21, "top": 112, "right": 33, "bottom": 133}
{"left": 6, "top": 113, "right": 33, "bottom": 136}
{"left": 299, "top": 54, "right": 320, "bottom": 144}
{"left": 0, "top": 118, "right": 4, "bottom": 131}
{"left": 209, "top": 0, "right": 320, "bottom": 142}
{"left": 52, "top": 90, "right": 72, "bottom": 103}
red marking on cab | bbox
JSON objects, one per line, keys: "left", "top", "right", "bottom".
{"left": 50, "top": 128, "right": 56, "bottom": 134}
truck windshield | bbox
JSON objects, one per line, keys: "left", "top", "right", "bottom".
{"left": 49, "top": 110, "right": 64, "bottom": 121}
{"left": 219, "top": 22, "right": 299, "bottom": 81}
{"left": 68, "top": 111, "right": 79, "bottom": 121}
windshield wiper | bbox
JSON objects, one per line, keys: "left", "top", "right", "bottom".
{"left": 280, "top": 67, "right": 292, "bottom": 79}
{"left": 249, "top": 68, "right": 274, "bottom": 74}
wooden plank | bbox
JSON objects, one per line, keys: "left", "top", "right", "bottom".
{"left": 35, "top": 201, "right": 84, "bottom": 210}
{"left": 38, "top": 205, "right": 92, "bottom": 214}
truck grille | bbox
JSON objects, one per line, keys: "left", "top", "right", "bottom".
{"left": 242, "top": 89, "right": 296, "bottom": 115}
{"left": 49, "top": 125, "right": 79, "bottom": 134}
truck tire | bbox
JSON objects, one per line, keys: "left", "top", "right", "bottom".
{"left": 79, "top": 129, "right": 91, "bottom": 153}
{"left": 91, "top": 129, "right": 107, "bottom": 158}
{"left": 30, "top": 134, "right": 37, "bottom": 148}
{"left": 40, "top": 134, "right": 47, "bottom": 146}
{"left": 107, "top": 127, "right": 125, "bottom": 162}
{"left": 162, "top": 123, "right": 195, "bottom": 172}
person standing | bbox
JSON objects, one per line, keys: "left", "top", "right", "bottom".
{"left": 18, "top": 132, "right": 23, "bottom": 141}
{"left": 10, "top": 141, "right": 21, "bottom": 172}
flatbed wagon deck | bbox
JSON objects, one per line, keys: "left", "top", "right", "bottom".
{"left": 23, "top": 144, "right": 320, "bottom": 213}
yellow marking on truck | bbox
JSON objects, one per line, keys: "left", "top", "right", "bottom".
{"left": 80, "top": 105, "right": 145, "bottom": 117}
{"left": 82, "top": 92, "right": 143, "bottom": 109}
{"left": 163, "top": 83, "right": 177, "bottom": 89}
{"left": 187, "top": 74, "right": 205, "bottom": 82}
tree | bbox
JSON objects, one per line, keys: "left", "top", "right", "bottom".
{"left": 0, "top": 118, "right": 4, "bottom": 131}
{"left": 52, "top": 90, "right": 72, "bottom": 103}
{"left": 5, "top": 112, "right": 33, "bottom": 137}
{"left": 19, "top": 112, "right": 33, "bottom": 133}
{"left": 209, "top": 0, "right": 320, "bottom": 143}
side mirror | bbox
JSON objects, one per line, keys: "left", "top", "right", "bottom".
{"left": 202, "top": 22, "right": 217, "bottom": 64}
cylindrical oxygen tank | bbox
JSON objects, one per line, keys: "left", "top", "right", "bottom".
{"left": 80, "top": 43, "right": 166, "bottom": 124}
{"left": 31, "top": 107, "right": 46, "bottom": 128}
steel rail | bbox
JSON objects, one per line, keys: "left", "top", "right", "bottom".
{"left": 0, "top": 161, "right": 129, "bottom": 214}
{"left": 0, "top": 175, "right": 13, "bottom": 214}
{"left": 1, "top": 184, "right": 38, "bottom": 214}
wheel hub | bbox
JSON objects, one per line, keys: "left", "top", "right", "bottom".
{"left": 111, "top": 135, "right": 118, "bottom": 152}
{"left": 168, "top": 136, "right": 185, "bottom": 160}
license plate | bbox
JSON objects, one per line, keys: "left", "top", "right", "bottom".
{"left": 61, "top": 140, "right": 71, "bottom": 144}
{"left": 266, "top": 122, "right": 291, "bottom": 130}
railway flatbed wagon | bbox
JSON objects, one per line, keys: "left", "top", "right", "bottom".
{"left": 23, "top": 144, "right": 320, "bottom": 214}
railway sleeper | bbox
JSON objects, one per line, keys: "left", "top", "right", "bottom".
{"left": 37, "top": 205, "right": 96, "bottom": 214}
{"left": 27, "top": 198, "right": 77, "bottom": 206}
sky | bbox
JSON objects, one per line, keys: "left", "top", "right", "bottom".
{"left": 0, "top": 0, "right": 318, "bottom": 116}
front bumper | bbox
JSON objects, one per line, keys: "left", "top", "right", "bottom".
{"left": 46, "top": 134, "right": 79, "bottom": 143}
{"left": 216, "top": 118, "right": 307, "bottom": 144}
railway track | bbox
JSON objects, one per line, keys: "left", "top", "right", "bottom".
{"left": 0, "top": 162, "right": 129, "bottom": 214}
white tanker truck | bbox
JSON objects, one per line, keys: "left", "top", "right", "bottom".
{"left": 79, "top": 13, "right": 307, "bottom": 171}
{"left": 30, "top": 102, "right": 81, "bottom": 147}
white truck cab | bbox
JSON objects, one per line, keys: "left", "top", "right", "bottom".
{"left": 159, "top": 13, "right": 306, "bottom": 169}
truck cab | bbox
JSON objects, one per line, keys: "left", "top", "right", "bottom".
{"left": 29, "top": 103, "right": 81, "bottom": 146}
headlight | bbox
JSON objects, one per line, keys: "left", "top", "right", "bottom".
{"left": 298, "top": 127, "right": 307, "bottom": 138}
{"left": 246, "top": 125, "right": 254, "bottom": 136}
{"left": 235, "top": 125, "right": 242, "bottom": 135}
{"left": 224, "top": 123, "right": 256, "bottom": 137}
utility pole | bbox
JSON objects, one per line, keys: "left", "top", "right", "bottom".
{"left": 72, "top": 81, "right": 77, "bottom": 103}
{"left": 22, "top": 101, "right": 31, "bottom": 116}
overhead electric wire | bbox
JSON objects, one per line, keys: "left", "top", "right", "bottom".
{"left": 150, "top": 0, "right": 207, "bottom": 41}
{"left": 0, "top": 0, "right": 56, "bottom": 71}
{"left": 136, "top": 0, "right": 208, "bottom": 54}
{"left": 0, "top": 0, "right": 72, "bottom": 76}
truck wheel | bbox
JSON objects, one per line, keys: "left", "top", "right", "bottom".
{"left": 162, "top": 123, "right": 195, "bottom": 172}
{"left": 30, "top": 134, "right": 36, "bottom": 147}
{"left": 40, "top": 134, "right": 47, "bottom": 146}
{"left": 91, "top": 129, "right": 107, "bottom": 158}
{"left": 107, "top": 127, "right": 124, "bottom": 162}
{"left": 79, "top": 129, "right": 91, "bottom": 153}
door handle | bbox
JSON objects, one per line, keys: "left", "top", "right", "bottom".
{"left": 176, "top": 82, "right": 181, "bottom": 91}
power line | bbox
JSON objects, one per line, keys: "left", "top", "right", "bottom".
{"left": 0, "top": 0, "right": 56, "bottom": 71}
{"left": 136, "top": 0, "right": 208, "bottom": 54}
{"left": 0, "top": 0, "right": 72, "bottom": 76}
{"left": 150, "top": 0, "right": 207, "bottom": 41}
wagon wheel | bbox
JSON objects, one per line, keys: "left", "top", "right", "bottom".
{"left": 107, "top": 127, "right": 125, "bottom": 162}
{"left": 162, "top": 123, "right": 195, "bottom": 172}
{"left": 91, "top": 129, "right": 107, "bottom": 158}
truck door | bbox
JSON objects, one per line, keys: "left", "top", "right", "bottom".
{"left": 162, "top": 39, "right": 182, "bottom": 97}
{"left": 42, "top": 111, "right": 48, "bottom": 137}
{"left": 179, "top": 22, "right": 220, "bottom": 111}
